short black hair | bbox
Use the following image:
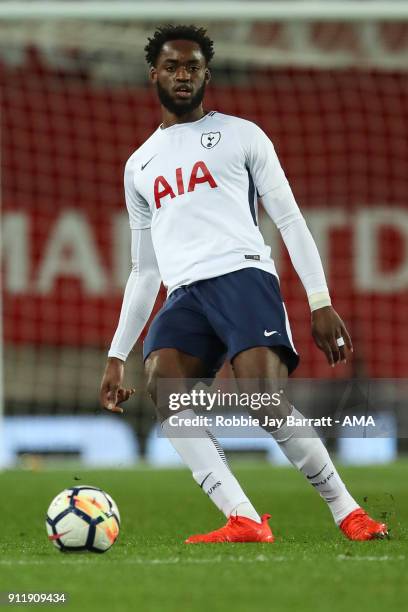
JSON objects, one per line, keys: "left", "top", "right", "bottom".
{"left": 145, "top": 24, "right": 214, "bottom": 67}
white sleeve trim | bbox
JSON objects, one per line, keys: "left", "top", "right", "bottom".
{"left": 108, "top": 228, "right": 161, "bottom": 361}
{"left": 261, "top": 183, "right": 331, "bottom": 310}
{"left": 308, "top": 291, "right": 332, "bottom": 311}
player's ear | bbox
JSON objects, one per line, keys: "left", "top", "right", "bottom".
{"left": 149, "top": 66, "right": 157, "bottom": 84}
{"left": 205, "top": 67, "right": 211, "bottom": 84}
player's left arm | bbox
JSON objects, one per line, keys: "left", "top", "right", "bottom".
{"left": 262, "top": 182, "right": 352, "bottom": 366}
{"left": 245, "top": 122, "right": 353, "bottom": 366}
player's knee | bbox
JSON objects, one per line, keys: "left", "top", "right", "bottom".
{"left": 144, "top": 354, "right": 175, "bottom": 421}
{"left": 232, "top": 346, "right": 287, "bottom": 380}
{"left": 145, "top": 354, "right": 160, "bottom": 404}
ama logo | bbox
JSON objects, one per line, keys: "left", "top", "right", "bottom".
{"left": 154, "top": 161, "right": 217, "bottom": 209}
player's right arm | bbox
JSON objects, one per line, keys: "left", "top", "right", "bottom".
{"left": 100, "top": 158, "right": 161, "bottom": 413}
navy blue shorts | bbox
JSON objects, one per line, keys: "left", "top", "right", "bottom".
{"left": 143, "top": 268, "right": 300, "bottom": 377}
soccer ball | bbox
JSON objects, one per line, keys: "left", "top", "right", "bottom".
{"left": 46, "top": 486, "right": 120, "bottom": 553}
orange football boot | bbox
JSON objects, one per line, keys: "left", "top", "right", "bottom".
{"left": 340, "top": 508, "right": 389, "bottom": 541}
{"left": 185, "top": 513, "right": 274, "bottom": 544}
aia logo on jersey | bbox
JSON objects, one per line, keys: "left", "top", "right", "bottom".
{"left": 201, "top": 131, "right": 221, "bottom": 149}
{"left": 154, "top": 161, "right": 218, "bottom": 209}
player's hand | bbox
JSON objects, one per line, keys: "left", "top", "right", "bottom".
{"left": 311, "top": 306, "right": 353, "bottom": 367}
{"left": 99, "top": 357, "right": 136, "bottom": 414}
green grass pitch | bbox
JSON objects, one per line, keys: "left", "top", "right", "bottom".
{"left": 0, "top": 461, "right": 406, "bottom": 612}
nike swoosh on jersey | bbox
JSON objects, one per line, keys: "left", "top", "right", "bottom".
{"left": 141, "top": 154, "right": 157, "bottom": 171}
{"left": 264, "top": 330, "right": 280, "bottom": 337}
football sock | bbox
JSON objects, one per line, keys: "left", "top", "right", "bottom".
{"left": 270, "top": 407, "right": 359, "bottom": 524}
{"left": 162, "top": 409, "right": 261, "bottom": 523}
{"left": 230, "top": 502, "right": 262, "bottom": 523}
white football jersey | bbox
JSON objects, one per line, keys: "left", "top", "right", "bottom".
{"left": 124, "top": 111, "right": 289, "bottom": 294}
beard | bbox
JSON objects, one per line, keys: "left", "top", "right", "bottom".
{"left": 156, "top": 80, "right": 207, "bottom": 116}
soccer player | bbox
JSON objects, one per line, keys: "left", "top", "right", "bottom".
{"left": 100, "top": 25, "right": 388, "bottom": 543}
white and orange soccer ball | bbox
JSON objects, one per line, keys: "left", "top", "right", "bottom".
{"left": 46, "top": 486, "right": 120, "bottom": 553}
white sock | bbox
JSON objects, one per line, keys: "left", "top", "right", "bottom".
{"left": 162, "top": 409, "right": 261, "bottom": 523}
{"left": 271, "top": 407, "right": 359, "bottom": 524}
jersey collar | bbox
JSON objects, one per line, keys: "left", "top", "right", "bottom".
{"left": 158, "top": 111, "right": 215, "bottom": 133}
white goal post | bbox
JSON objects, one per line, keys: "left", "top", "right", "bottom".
{"left": 1, "top": 2, "right": 408, "bottom": 21}
{"left": 0, "top": 2, "right": 407, "bottom": 70}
